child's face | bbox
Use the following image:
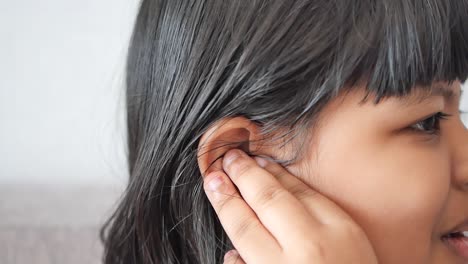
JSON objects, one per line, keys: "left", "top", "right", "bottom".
{"left": 287, "top": 81, "right": 467, "bottom": 263}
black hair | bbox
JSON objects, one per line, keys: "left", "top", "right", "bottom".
{"left": 100, "top": 0, "right": 468, "bottom": 263}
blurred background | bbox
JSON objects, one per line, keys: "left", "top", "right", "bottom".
{"left": 0, "top": 1, "right": 467, "bottom": 264}
{"left": 0, "top": 0, "right": 138, "bottom": 263}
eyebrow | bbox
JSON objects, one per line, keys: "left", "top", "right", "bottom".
{"left": 429, "top": 85, "right": 455, "bottom": 100}
{"left": 404, "top": 85, "right": 456, "bottom": 105}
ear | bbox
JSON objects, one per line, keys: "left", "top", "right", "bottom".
{"left": 197, "top": 116, "right": 274, "bottom": 177}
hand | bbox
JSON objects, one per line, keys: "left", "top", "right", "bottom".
{"left": 203, "top": 149, "right": 378, "bottom": 264}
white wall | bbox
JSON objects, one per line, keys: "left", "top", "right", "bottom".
{"left": 0, "top": 0, "right": 139, "bottom": 185}
{"left": 0, "top": 0, "right": 466, "bottom": 186}
{"left": 462, "top": 83, "right": 468, "bottom": 124}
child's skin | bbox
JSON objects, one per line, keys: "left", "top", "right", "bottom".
{"left": 198, "top": 80, "right": 468, "bottom": 263}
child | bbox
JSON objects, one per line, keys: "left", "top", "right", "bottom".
{"left": 101, "top": 0, "right": 468, "bottom": 263}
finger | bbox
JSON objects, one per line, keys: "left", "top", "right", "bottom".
{"left": 223, "top": 250, "right": 246, "bottom": 264}
{"left": 222, "top": 149, "right": 321, "bottom": 246}
{"left": 254, "top": 156, "right": 354, "bottom": 225}
{"left": 203, "top": 170, "right": 280, "bottom": 262}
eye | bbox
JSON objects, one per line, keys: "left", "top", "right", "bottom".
{"left": 409, "top": 112, "right": 451, "bottom": 135}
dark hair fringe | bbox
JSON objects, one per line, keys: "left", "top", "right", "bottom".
{"left": 234, "top": 0, "right": 468, "bottom": 124}
{"left": 350, "top": 0, "right": 468, "bottom": 99}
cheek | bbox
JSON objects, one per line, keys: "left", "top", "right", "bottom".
{"left": 295, "top": 134, "right": 450, "bottom": 262}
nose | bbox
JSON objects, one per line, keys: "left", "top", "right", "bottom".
{"left": 450, "top": 119, "right": 468, "bottom": 191}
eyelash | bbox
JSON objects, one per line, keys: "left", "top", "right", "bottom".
{"left": 409, "top": 112, "right": 452, "bottom": 135}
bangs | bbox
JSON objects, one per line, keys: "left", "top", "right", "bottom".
{"left": 234, "top": 0, "right": 468, "bottom": 122}
{"left": 244, "top": 0, "right": 468, "bottom": 123}
{"left": 341, "top": 0, "right": 468, "bottom": 101}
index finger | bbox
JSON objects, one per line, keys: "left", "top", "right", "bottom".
{"left": 254, "top": 156, "right": 358, "bottom": 226}
{"left": 222, "top": 149, "right": 322, "bottom": 246}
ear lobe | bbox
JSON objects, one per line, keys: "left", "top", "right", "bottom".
{"left": 197, "top": 117, "right": 263, "bottom": 177}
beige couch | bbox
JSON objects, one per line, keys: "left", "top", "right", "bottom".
{"left": 0, "top": 184, "right": 122, "bottom": 264}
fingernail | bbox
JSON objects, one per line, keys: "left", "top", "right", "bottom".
{"left": 224, "top": 249, "right": 239, "bottom": 260}
{"left": 207, "top": 175, "right": 224, "bottom": 191}
{"left": 254, "top": 156, "right": 268, "bottom": 168}
{"left": 223, "top": 149, "right": 244, "bottom": 168}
